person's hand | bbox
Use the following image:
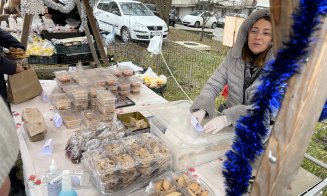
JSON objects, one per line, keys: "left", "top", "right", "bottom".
{"left": 191, "top": 109, "right": 206, "bottom": 123}
{"left": 203, "top": 115, "right": 231, "bottom": 134}
{"left": 15, "top": 63, "right": 24, "bottom": 73}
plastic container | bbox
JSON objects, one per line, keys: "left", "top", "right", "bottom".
{"left": 128, "top": 76, "right": 142, "bottom": 94}
{"left": 54, "top": 70, "right": 71, "bottom": 82}
{"left": 51, "top": 93, "right": 71, "bottom": 110}
{"left": 81, "top": 110, "right": 101, "bottom": 129}
{"left": 106, "top": 74, "right": 118, "bottom": 86}
{"left": 92, "top": 154, "right": 119, "bottom": 183}
{"left": 59, "top": 110, "right": 81, "bottom": 129}
{"left": 118, "top": 65, "right": 133, "bottom": 77}
{"left": 96, "top": 90, "right": 116, "bottom": 106}
{"left": 107, "top": 66, "right": 122, "bottom": 77}
{"left": 146, "top": 171, "right": 214, "bottom": 196}
{"left": 96, "top": 100, "right": 115, "bottom": 115}
{"left": 148, "top": 100, "right": 234, "bottom": 170}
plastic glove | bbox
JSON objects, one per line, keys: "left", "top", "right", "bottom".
{"left": 191, "top": 109, "right": 206, "bottom": 123}
{"left": 203, "top": 115, "right": 231, "bottom": 134}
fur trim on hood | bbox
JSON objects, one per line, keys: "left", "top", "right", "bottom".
{"left": 231, "top": 9, "right": 272, "bottom": 59}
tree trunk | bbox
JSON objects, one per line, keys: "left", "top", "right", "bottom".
{"left": 154, "top": 0, "right": 172, "bottom": 26}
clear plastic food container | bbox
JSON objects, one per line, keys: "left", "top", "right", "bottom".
{"left": 148, "top": 101, "right": 234, "bottom": 170}
{"left": 96, "top": 89, "right": 116, "bottom": 106}
{"left": 128, "top": 76, "right": 142, "bottom": 93}
{"left": 54, "top": 70, "right": 71, "bottom": 82}
{"left": 59, "top": 110, "right": 81, "bottom": 129}
{"left": 118, "top": 79, "right": 131, "bottom": 91}
{"left": 96, "top": 100, "right": 115, "bottom": 115}
{"left": 146, "top": 171, "right": 214, "bottom": 196}
{"left": 81, "top": 110, "right": 101, "bottom": 128}
{"left": 51, "top": 93, "right": 71, "bottom": 110}
{"left": 70, "top": 86, "right": 89, "bottom": 100}
{"left": 92, "top": 153, "right": 119, "bottom": 183}
{"left": 107, "top": 66, "right": 122, "bottom": 77}
{"left": 88, "top": 85, "right": 106, "bottom": 98}
{"left": 106, "top": 74, "right": 118, "bottom": 86}
{"left": 118, "top": 65, "right": 133, "bottom": 77}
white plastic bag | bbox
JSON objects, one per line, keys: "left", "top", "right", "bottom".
{"left": 147, "top": 36, "right": 163, "bottom": 55}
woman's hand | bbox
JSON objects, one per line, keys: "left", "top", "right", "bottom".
{"left": 203, "top": 115, "right": 231, "bottom": 134}
{"left": 191, "top": 109, "right": 206, "bottom": 123}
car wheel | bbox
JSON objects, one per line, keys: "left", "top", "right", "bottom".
{"left": 194, "top": 21, "right": 200, "bottom": 28}
{"left": 211, "top": 22, "right": 217, "bottom": 29}
{"left": 121, "top": 27, "right": 130, "bottom": 43}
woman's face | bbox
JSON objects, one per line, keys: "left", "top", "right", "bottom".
{"left": 247, "top": 18, "right": 272, "bottom": 54}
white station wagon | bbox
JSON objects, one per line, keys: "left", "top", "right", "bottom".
{"left": 182, "top": 10, "right": 218, "bottom": 29}
{"left": 93, "top": 0, "right": 168, "bottom": 42}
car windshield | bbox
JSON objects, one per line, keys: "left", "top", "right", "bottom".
{"left": 189, "top": 10, "right": 203, "bottom": 16}
{"left": 119, "top": 2, "right": 153, "bottom": 16}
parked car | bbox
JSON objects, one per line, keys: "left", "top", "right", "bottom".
{"left": 94, "top": 0, "right": 168, "bottom": 42}
{"left": 182, "top": 10, "right": 217, "bottom": 29}
{"left": 217, "top": 13, "right": 247, "bottom": 28}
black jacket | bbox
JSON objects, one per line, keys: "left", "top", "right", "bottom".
{"left": 0, "top": 28, "right": 25, "bottom": 102}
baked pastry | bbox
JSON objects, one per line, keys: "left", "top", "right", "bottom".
{"left": 187, "top": 183, "right": 209, "bottom": 196}
{"left": 155, "top": 179, "right": 174, "bottom": 193}
{"left": 166, "top": 191, "right": 183, "bottom": 196}
{"left": 175, "top": 174, "right": 188, "bottom": 187}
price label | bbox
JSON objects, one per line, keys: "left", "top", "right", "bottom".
{"left": 53, "top": 113, "right": 62, "bottom": 128}
{"left": 191, "top": 116, "right": 204, "bottom": 132}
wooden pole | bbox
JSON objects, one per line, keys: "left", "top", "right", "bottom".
{"left": 82, "top": 0, "right": 109, "bottom": 66}
{"left": 75, "top": 0, "right": 100, "bottom": 67}
{"left": 20, "top": 14, "right": 33, "bottom": 49}
{"left": 0, "top": 0, "right": 5, "bottom": 14}
{"left": 250, "top": 5, "right": 327, "bottom": 196}
{"left": 269, "top": 0, "right": 298, "bottom": 51}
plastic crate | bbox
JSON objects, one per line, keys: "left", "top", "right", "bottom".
{"left": 58, "top": 53, "right": 97, "bottom": 64}
{"left": 40, "top": 30, "right": 82, "bottom": 40}
{"left": 28, "top": 54, "right": 58, "bottom": 65}
{"left": 55, "top": 43, "right": 98, "bottom": 54}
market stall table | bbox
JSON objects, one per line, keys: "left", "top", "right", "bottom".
{"left": 11, "top": 80, "right": 228, "bottom": 196}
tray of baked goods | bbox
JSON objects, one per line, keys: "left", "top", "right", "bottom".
{"left": 117, "top": 111, "right": 150, "bottom": 136}
{"left": 146, "top": 170, "right": 213, "bottom": 196}
{"left": 81, "top": 133, "right": 173, "bottom": 195}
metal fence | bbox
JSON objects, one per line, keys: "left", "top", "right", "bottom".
{"left": 112, "top": 39, "right": 226, "bottom": 103}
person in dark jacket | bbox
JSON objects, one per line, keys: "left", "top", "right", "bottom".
{"left": 0, "top": 28, "right": 25, "bottom": 106}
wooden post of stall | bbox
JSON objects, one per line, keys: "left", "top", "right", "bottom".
{"left": 82, "top": 0, "right": 109, "bottom": 66}
{"left": 20, "top": 14, "right": 33, "bottom": 49}
{"left": 75, "top": 0, "right": 100, "bottom": 67}
{"left": 250, "top": 1, "right": 327, "bottom": 196}
{"left": 0, "top": 0, "right": 5, "bottom": 14}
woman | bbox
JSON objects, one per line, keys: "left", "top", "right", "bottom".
{"left": 3, "top": 0, "right": 20, "bottom": 16}
{"left": 190, "top": 9, "right": 274, "bottom": 134}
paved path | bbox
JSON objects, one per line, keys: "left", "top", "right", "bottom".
{"left": 170, "top": 24, "right": 224, "bottom": 42}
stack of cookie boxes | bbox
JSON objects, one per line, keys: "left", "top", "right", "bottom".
{"left": 81, "top": 133, "right": 173, "bottom": 195}
{"left": 146, "top": 171, "right": 214, "bottom": 196}
{"left": 51, "top": 67, "right": 141, "bottom": 130}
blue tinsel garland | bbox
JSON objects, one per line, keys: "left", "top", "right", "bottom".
{"left": 222, "top": 0, "right": 327, "bottom": 195}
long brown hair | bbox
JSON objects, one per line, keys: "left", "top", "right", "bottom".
{"left": 242, "top": 15, "right": 272, "bottom": 68}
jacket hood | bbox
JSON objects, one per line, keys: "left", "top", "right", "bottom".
{"left": 231, "top": 9, "right": 272, "bottom": 59}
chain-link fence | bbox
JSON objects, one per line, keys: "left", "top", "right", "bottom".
{"left": 112, "top": 39, "right": 226, "bottom": 103}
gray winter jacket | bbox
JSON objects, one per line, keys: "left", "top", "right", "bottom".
{"left": 190, "top": 9, "right": 274, "bottom": 126}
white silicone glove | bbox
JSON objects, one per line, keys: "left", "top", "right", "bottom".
{"left": 203, "top": 115, "right": 231, "bottom": 134}
{"left": 191, "top": 109, "right": 206, "bottom": 123}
